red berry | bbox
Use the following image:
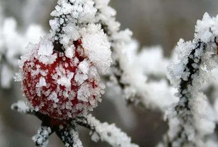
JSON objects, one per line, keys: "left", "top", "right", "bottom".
{"left": 21, "top": 39, "right": 104, "bottom": 120}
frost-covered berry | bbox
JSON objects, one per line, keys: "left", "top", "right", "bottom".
{"left": 19, "top": 36, "right": 105, "bottom": 120}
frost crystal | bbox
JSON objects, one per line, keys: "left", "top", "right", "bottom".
{"left": 81, "top": 24, "right": 112, "bottom": 74}
{"left": 77, "top": 114, "right": 139, "bottom": 147}
{"left": 32, "top": 126, "right": 52, "bottom": 147}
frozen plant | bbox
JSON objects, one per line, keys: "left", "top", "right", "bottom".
{"left": 113, "top": 39, "right": 177, "bottom": 111}
{"left": 12, "top": 0, "right": 138, "bottom": 146}
{"left": 159, "top": 13, "right": 218, "bottom": 147}
{"left": 7, "top": 0, "right": 218, "bottom": 147}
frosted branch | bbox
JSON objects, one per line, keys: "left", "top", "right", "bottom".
{"left": 12, "top": 103, "right": 135, "bottom": 147}
{"left": 91, "top": 0, "right": 177, "bottom": 111}
{"left": 12, "top": 100, "right": 84, "bottom": 147}
{"left": 32, "top": 125, "right": 53, "bottom": 147}
{"left": 56, "top": 124, "right": 83, "bottom": 147}
{"left": 11, "top": 101, "right": 33, "bottom": 114}
{"left": 163, "top": 13, "right": 218, "bottom": 147}
{"left": 76, "top": 114, "right": 139, "bottom": 147}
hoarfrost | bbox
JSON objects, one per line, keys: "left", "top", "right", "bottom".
{"left": 81, "top": 24, "right": 112, "bottom": 74}
{"left": 78, "top": 60, "right": 89, "bottom": 75}
{"left": 57, "top": 75, "right": 72, "bottom": 88}
{"left": 38, "top": 37, "right": 53, "bottom": 56}
{"left": 11, "top": 101, "right": 31, "bottom": 114}
{"left": 86, "top": 114, "right": 139, "bottom": 147}
{"left": 32, "top": 126, "right": 51, "bottom": 147}
{"left": 37, "top": 77, "right": 47, "bottom": 87}
{"left": 37, "top": 36, "right": 57, "bottom": 64}
{"left": 164, "top": 12, "right": 218, "bottom": 147}
{"left": 77, "top": 83, "right": 91, "bottom": 102}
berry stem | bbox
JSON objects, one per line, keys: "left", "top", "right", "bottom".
{"left": 55, "top": 124, "right": 76, "bottom": 147}
{"left": 33, "top": 124, "right": 54, "bottom": 147}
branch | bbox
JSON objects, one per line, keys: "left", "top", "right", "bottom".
{"left": 11, "top": 101, "right": 34, "bottom": 114}
{"left": 75, "top": 114, "right": 139, "bottom": 147}
{"left": 12, "top": 100, "right": 84, "bottom": 147}
{"left": 162, "top": 13, "right": 218, "bottom": 147}
{"left": 92, "top": 0, "right": 177, "bottom": 111}
{"left": 55, "top": 123, "right": 83, "bottom": 147}
{"left": 32, "top": 125, "right": 53, "bottom": 147}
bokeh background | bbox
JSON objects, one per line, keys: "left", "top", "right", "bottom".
{"left": 1, "top": 0, "right": 218, "bottom": 147}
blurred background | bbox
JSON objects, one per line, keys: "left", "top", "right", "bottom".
{"left": 1, "top": 0, "right": 218, "bottom": 147}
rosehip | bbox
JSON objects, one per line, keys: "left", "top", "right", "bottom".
{"left": 20, "top": 38, "right": 104, "bottom": 120}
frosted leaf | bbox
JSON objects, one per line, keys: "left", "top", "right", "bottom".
{"left": 14, "top": 72, "right": 22, "bottom": 82}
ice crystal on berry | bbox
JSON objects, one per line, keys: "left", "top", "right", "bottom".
{"left": 19, "top": 36, "right": 105, "bottom": 120}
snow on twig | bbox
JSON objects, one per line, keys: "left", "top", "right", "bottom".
{"left": 32, "top": 125, "right": 53, "bottom": 147}
{"left": 160, "top": 13, "right": 218, "bottom": 147}
{"left": 76, "top": 114, "right": 139, "bottom": 147}
{"left": 91, "top": 0, "right": 177, "bottom": 111}
{"left": 11, "top": 101, "right": 33, "bottom": 114}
